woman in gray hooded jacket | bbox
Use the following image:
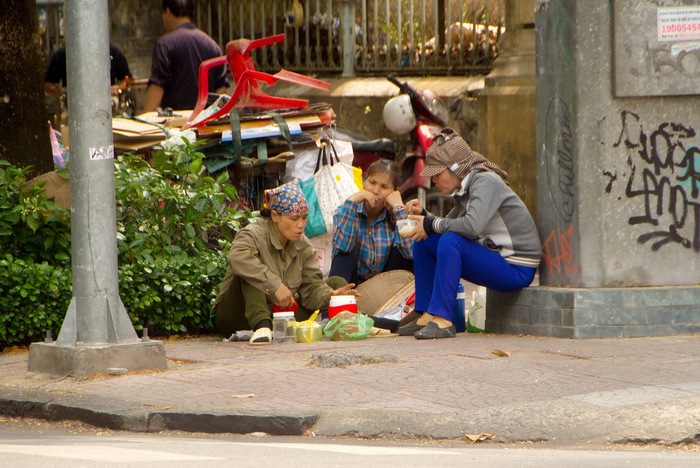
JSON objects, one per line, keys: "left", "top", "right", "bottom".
{"left": 398, "top": 128, "right": 542, "bottom": 339}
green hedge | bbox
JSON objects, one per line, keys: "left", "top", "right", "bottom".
{"left": 119, "top": 250, "right": 227, "bottom": 334}
{"left": 0, "top": 142, "right": 253, "bottom": 350}
{"left": 0, "top": 255, "right": 71, "bottom": 346}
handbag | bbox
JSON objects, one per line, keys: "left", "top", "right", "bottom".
{"left": 313, "top": 140, "right": 360, "bottom": 234}
{"left": 286, "top": 139, "right": 355, "bottom": 182}
{"left": 300, "top": 176, "right": 327, "bottom": 238}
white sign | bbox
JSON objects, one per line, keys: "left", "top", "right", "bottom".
{"left": 89, "top": 145, "right": 114, "bottom": 161}
{"left": 658, "top": 6, "right": 700, "bottom": 42}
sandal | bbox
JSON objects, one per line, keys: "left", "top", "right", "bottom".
{"left": 249, "top": 327, "right": 272, "bottom": 345}
{"left": 369, "top": 327, "right": 392, "bottom": 337}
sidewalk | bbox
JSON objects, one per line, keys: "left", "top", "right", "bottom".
{"left": 1, "top": 332, "right": 699, "bottom": 448}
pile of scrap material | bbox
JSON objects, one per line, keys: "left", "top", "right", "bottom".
{"left": 112, "top": 113, "right": 186, "bottom": 151}
{"left": 114, "top": 102, "right": 335, "bottom": 158}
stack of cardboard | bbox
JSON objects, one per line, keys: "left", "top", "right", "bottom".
{"left": 112, "top": 111, "right": 193, "bottom": 151}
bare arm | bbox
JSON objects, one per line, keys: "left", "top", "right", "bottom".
{"left": 143, "top": 84, "right": 165, "bottom": 112}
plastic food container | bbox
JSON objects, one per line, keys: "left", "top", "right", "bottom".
{"left": 294, "top": 322, "right": 323, "bottom": 343}
{"left": 328, "top": 295, "right": 357, "bottom": 319}
{"left": 397, "top": 219, "right": 418, "bottom": 237}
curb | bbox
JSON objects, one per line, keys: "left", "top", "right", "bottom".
{"left": 0, "top": 390, "right": 318, "bottom": 436}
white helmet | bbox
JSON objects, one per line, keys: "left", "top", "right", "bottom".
{"left": 383, "top": 94, "right": 416, "bottom": 135}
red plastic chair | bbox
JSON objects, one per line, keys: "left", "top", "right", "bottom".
{"left": 185, "top": 34, "right": 330, "bottom": 128}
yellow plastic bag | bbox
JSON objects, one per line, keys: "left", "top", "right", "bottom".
{"left": 293, "top": 310, "right": 323, "bottom": 343}
{"left": 353, "top": 165, "right": 363, "bottom": 190}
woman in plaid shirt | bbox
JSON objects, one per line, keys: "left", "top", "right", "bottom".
{"left": 330, "top": 160, "right": 414, "bottom": 285}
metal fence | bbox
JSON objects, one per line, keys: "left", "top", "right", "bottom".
{"left": 37, "top": 1, "right": 65, "bottom": 63}
{"left": 197, "top": 0, "right": 505, "bottom": 76}
{"left": 37, "top": 1, "right": 505, "bottom": 77}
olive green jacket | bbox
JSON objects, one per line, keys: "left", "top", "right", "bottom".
{"left": 216, "top": 219, "right": 332, "bottom": 311}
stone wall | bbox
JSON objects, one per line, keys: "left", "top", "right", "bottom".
{"left": 109, "top": 0, "right": 163, "bottom": 80}
{"left": 537, "top": 0, "right": 700, "bottom": 288}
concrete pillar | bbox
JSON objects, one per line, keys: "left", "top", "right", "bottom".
{"left": 487, "top": 0, "right": 700, "bottom": 338}
{"left": 476, "top": 0, "right": 537, "bottom": 218}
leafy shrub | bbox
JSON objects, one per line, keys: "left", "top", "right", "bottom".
{"left": 0, "top": 254, "right": 71, "bottom": 346}
{"left": 115, "top": 143, "right": 245, "bottom": 263}
{"left": 0, "top": 161, "right": 71, "bottom": 264}
{"left": 119, "top": 250, "right": 226, "bottom": 334}
{"left": 0, "top": 142, "right": 254, "bottom": 349}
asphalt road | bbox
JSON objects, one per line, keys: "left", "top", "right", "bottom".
{"left": 0, "top": 417, "right": 698, "bottom": 468}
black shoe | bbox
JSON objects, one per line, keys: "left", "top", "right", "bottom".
{"left": 414, "top": 321, "right": 456, "bottom": 340}
{"left": 398, "top": 320, "right": 425, "bottom": 336}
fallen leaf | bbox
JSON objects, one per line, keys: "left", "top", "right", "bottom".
{"left": 464, "top": 432, "right": 495, "bottom": 443}
{"left": 491, "top": 349, "right": 510, "bottom": 357}
{"left": 231, "top": 393, "right": 255, "bottom": 399}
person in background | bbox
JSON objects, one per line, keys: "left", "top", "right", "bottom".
{"left": 211, "top": 180, "right": 358, "bottom": 345}
{"left": 330, "top": 159, "right": 414, "bottom": 285}
{"left": 143, "top": 0, "right": 228, "bottom": 112}
{"left": 399, "top": 128, "right": 541, "bottom": 340}
{"left": 44, "top": 42, "right": 132, "bottom": 96}
{"left": 44, "top": 42, "right": 132, "bottom": 125}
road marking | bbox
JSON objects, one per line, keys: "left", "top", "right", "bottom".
{"left": 234, "top": 442, "right": 459, "bottom": 455}
{"left": 566, "top": 383, "right": 700, "bottom": 408}
{"left": 0, "top": 445, "right": 220, "bottom": 462}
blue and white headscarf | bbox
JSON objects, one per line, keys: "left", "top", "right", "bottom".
{"left": 264, "top": 179, "right": 309, "bottom": 216}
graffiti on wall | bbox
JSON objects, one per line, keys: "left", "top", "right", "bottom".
{"left": 542, "top": 97, "right": 578, "bottom": 283}
{"left": 544, "top": 97, "right": 575, "bottom": 223}
{"left": 541, "top": 224, "right": 579, "bottom": 279}
{"left": 613, "top": 110, "right": 700, "bottom": 251}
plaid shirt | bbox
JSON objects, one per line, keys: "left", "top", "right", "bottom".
{"left": 332, "top": 200, "right": 413, "bottom": 281}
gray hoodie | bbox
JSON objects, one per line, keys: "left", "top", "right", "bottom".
{"left": 425, "top": 170, "right": 542, "bottom": 269}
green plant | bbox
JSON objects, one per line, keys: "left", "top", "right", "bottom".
{"left": 119, "top": 249, "right": 227, "bottom": 334}
{"left": 0, "top": 145, "right": 256, "bottom": 348}
{"left": 114, "top": 145, "right": 245, "bottom": 263}
{"left": 0, "top": 161, "right": 71, "bottom": 264}
{"left": 111, "top": 144, "right": 250, "bottom": 335}
{"left": 0, "top": 254, "right": 71, "bottom": 347}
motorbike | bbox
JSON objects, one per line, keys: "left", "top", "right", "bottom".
{"left": 333, "top": 126, "right": 398, "bottom": 173}
{"left": 382, "top": 75, "right": 454, "bottom": 216}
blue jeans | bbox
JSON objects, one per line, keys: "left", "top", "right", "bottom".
{"left": 413, "top": 233, "right": 536, "bottom": 322}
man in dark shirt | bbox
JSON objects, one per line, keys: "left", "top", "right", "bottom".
{"left": 44, "top": 42, "right": 132, "bottom": 96}
{"left": 144, "top": 0, "right": 228, "bottom": 112}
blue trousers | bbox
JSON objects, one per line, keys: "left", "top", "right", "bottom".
{"left": 413, "top": 233, "right": 536, "bottom": 322}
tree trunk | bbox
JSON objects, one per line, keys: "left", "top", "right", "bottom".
{"left": 0, "top": 0, "right": 53, "bottom": 174}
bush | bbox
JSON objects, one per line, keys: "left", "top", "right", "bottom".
{"left": 0, "top": 161, "right": 71, "bottom": 264}
{"left": 0, "top": 142, "right": 254, "bottom": 349}
{"left": 0, "top": 254, "right": 71, "bottom": 346}
{"left": 119, "top": 250, "right": 227, "bottom": 334}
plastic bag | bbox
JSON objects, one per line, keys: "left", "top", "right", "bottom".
{"left": 293, "top": 310, "right": 323, "bottom": 343}
{"left": 300, "top": 176, "right": 327, "bottom": 238}
{"left": 322, "top": 311, "right": 373, "bottom": 341}
{"left": 373, "top": 305, "right": 404, "bottom": 321}
{"left": 467, "top": 286, "right": 487, "bottom": 333}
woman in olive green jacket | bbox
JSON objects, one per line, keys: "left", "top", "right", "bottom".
{"left": 212, "top": 180, "right": 357, "bottom": 345}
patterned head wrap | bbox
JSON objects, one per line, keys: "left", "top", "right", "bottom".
{"left": 420, "top": 128, "right": 508, "bottom": 182}
{"left": 264, "top": 179, "right": 309, "bottom": 216}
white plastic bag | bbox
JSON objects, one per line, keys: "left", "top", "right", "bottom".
{"left": 468, "top": 286, "right": 487, "bottom": 332}
{"left": 308, "top": 232, "right": 333, "bottom": 278}
{"left": 286, "top": 139, "right": 354, "bottom": 181}
{"left": 313, "top": 142, "right": 359, "bottom": 234}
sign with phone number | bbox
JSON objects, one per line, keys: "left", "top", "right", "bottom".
{"left": 658, "top": 6, "right": 700, "bottom": 41}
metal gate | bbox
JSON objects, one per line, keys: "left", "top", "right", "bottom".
{"left": 196, "top": 0, "right": 505, "bottom": 76}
